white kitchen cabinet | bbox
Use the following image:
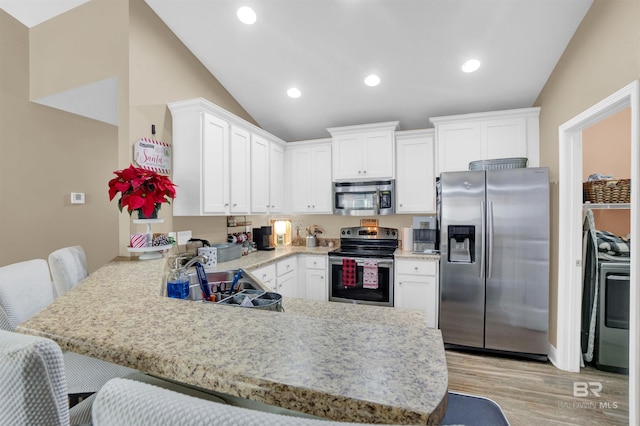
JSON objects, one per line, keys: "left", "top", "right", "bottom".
{"left": 168, "top": 98, "right": 284, "bottom": 216}
{"left": 228, "top": 126, "right": 251, "bottom": 213}
{"left": 304, "top": 255, "right": 327, "bottom": 302}
{"left": 251, "top": 135, "right": 285, "bottom": 214}
{"left": 394, "top": 258, "right": 439, "bottom": 328}
{"left": 430, "top": 107, "right": 540, "bottom": 175}
{"left": 328, "top": 121, "right": 398, "bottom": 181}
{"left": 395, "top": 129, "right": 436, "bottom": 213}
{"left": 276, "top": 257, "right": 297, "bottom": 298}
{"left": 252, "top": 264, "right": 276, "bottom": 291}
{"left": 287, "top": 139, "right": 332, "bottom": 214}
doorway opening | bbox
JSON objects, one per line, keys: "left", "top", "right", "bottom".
{"left": 557, "top": 80, "right": 638, "bottom": 424}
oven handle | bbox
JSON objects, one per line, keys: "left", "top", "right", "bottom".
{"left": 330, "top": 257, "right": 393, "bottom": 268}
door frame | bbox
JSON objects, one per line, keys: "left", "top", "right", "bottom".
{"left": 556, "top": 80, "right": 638, "bottom": 424}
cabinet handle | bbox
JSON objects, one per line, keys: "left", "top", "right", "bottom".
{"left": 399, "top": 204, "right": 403, "bottom": 207}
{"left": 312, "top": 205, "right": 315, "bottom": 208}
{"left": 307, "top": 205, "right": 311, "bottom": 208}
{"left": 358, "top": 170, "right": 362, "bottom": 174}
{"left": 399, "top": 281, "right": 402, "bottom": 286}
{"left": 363, "top": 170, "right": 367, "bottom": 174}
{"left": 414, "top": 267, "right": 419, "bottom": 271}
{"left": 233, "top": 203, "right": 237, "bottom": 207}
{"left": 224, "top": 203, "right": 229, "bottom": 207}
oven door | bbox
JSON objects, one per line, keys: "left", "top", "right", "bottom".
{"left": 328, "top": 256, "right": 393, "bottom": 307}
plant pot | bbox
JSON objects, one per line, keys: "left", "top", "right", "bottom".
{"left": 137, "top": 204, "right": 160, "bottom": 219}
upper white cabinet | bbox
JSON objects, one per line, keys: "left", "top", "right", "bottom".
{"left": 395, "top": 129, "right": 436, "bottom": 213}
{"left": 430, "top": 107, "right": 540, "bottom": 175}
{"left": 168, "top": 98, "right": 286, "bottom": 216}
{"left": 287, "top": 139, "right": 332, "bottom": 214}
{"left": 328, "top": 121, "right": 399, "bottom": 181}
{"left": 251, "top": 135, "right": 285, "bottom": 214}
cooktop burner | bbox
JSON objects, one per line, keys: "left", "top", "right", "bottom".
{"left": 328, "top": 226, "right": 398, "bottom": 259}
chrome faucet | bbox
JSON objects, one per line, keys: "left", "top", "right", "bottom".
{"left": 180, "top": 255, "right": 208, "bottom": 270}
{"left": 171, "top": 255, "right": 208, "bottom": 271}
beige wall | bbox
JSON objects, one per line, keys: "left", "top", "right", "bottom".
{"left": 0, "top": 6, "right": 122, "bottom": 271}
{"left": 534, "top": 0, "right": 640, "bottom": 347}
{"left": 0, "top": 0, "right": 257, "bottom": 270}
{"left": 582, "top": 107, "right": 631, "bottom": 237}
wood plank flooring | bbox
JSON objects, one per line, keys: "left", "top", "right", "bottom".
{"left": 445, "top": 349, "right": 629, "bottom": 425}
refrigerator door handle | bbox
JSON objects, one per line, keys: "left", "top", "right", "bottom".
{"left": 480, "top": 201, "right": 485, "bottom": 279}
{"left": 487, "top": 201, "right": 494, "bottom": 279}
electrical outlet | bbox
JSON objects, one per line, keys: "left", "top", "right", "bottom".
{"left": 177, "top": 230, "right": 192, "bottom": 245}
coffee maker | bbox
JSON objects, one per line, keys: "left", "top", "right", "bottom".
{"left": 253, "top": 226, "right": 275, "bottom": 251}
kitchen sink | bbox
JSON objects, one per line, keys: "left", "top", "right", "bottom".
{"left": 183, "top": 269, "right": 265, "bottom": 301}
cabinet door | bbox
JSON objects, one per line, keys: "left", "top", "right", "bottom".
{"left": 396, "top": 276, "right": 438, "bottom": 328}
{"left": 332, "top": 134, "right": 363, "bottom": 180}
{"left": 305, "top": 269, "right": 326, "bottom": 301}
{"left": 250, "top": 135, "right": 270, "bottom": 213}
{"left": 202, "top": 113, "right": 229, "bottom": 214}
{"left": 363, "top": 131, "right": 394, "bottom": 179}
{"left": 269, "top": 142, "right": 285, "bottom": 213}
{"left": 481, "top": 117, "right": 527, "bottom": 160}
{"left": 310, "top": 145, "right": 333, "bottom": 213}
{"left": 229, "top": 126, "right": 251, "bottom": 213}
{"left": 436, "top": 122, "right": 481, "bottom": 174}
{"left": 278, "top": 271, "right": 297, "bottom": 298}
{"left": 396, "top": 135, "right": 435, "bottom": 213}
{"left": 290, "top": 148, "right": 313, "bottom": 213}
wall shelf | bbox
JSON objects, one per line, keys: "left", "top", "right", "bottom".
{"left": 583, "top": 203, "right": 631, "bottom": 210}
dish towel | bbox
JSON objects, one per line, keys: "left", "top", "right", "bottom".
{"left": 342, "top": 258, "right": 357, "bottom": 287}
{"left": 363, "top": 259, "right": 378, "bottom": 289}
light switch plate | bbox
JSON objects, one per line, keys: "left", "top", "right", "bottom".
{"left": 177, "top": 230, "right": 192, "bottom": 245}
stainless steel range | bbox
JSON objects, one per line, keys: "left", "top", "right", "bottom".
{"left": 328, "top": 226, "right": 398, "bottom": 307}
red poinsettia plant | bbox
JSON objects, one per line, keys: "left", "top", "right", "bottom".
{"left": 108, "top": 164, "right": 176, "bottom": 218}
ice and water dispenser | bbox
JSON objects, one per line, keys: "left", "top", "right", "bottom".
{"left": 447, "top": 225, "right": 475, "bottom": 263}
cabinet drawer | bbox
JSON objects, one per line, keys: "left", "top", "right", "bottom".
{"left": 395, "top": 259, "right": 436, "bottom": 276}
{"left": 253, "top": 264, "right": 276, "bottom": 282}
{"left": 277, "top": 257, "right": 297, "bottom": 276}
{"left": 305, "top": 255, "right": 326, "bottom": 270}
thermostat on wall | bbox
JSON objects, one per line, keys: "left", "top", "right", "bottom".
{"left": 70, "top": 192, "right": 85, "bottom": 204}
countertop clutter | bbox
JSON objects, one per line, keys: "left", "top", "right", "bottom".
{"left": 17, "top": 247, "right": 448, "bottom": 424}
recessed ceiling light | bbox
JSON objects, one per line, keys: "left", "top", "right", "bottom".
{"left": 287, "top": 88, "right": 301, "bottom": 99}
{"left": 364, "top": 74, "right": 381, "bottom": 87}
{"left": 237, "top": 6, "right": 256, "bottom": 25}
{"left": 462, "top": 59, "right": 481, "bottom": 73}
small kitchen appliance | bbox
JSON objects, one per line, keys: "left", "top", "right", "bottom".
{"left": 333, "top": 180, "right": 395, "bottom": 216}
{"left": 412, "top": 216, "right": 438, "bottom": 254}
{"left": 328, "top": 226, "right": 398, "bottom": 307}
{"left": 253, "top": 226, "right": 275, "bottom": 251}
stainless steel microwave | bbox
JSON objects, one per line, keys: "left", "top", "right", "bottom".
{"left": 333, "top": 180, "right": 395, "bottom": 216}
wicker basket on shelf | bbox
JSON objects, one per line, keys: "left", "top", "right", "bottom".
{"left": 583, "top": 179, "right": 631, "bottom": 204}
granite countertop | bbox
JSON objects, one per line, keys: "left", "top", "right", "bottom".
{"left": 17, "top": 247, "right": 448, "bottom": 424}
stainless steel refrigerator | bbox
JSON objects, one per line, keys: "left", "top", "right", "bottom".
{"left": 439, "top": 167, "right": 549, "bottom": 357}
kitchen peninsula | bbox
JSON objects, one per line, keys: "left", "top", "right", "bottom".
{"left": 17, "top": 248, "right": 448, "bottom": 424}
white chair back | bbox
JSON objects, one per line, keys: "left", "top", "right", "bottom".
{"left": 0, "top": 259, "right": 53, "bottom": 331}
{"left": 48, "top": 246, "right": 88, "bottom": 298}
{"left": 0, "top": 329, "right": 70, "bottom": 425}
{"left": 92, "top": 378, "right": 376, "bottom": 426}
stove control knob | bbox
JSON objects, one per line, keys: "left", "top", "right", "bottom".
{"left": 391, "top": 230, "right": 396, "bottom": 236}
{"left": 346, "top": 230, "right": 351, "bottom": 235}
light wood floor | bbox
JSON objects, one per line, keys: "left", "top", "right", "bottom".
{"left": 445, "top": 349, "right": 629, "bottom": 425}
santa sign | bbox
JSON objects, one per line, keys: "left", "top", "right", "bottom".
{"left": 134, "top": 138, "right": 171, "bottom": 174}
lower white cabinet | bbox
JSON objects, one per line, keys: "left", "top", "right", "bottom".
{"left": 276, "top": 257, "right": 297, "bottom": 298}
{"left": 394, "top": 258, "right": 439, "bottom": 328}
{"left": 251, "top": 264, "right": 276, "bottom": 291}
{"left": 303, "top": 255, "right": 327, "bottom": 302}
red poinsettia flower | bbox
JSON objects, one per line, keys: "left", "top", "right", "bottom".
{"left": 108, "top": 164, "right": 177, "bottom": 217}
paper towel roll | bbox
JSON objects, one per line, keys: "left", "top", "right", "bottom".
{"left": 402, "top": 227, "right": 413, "bottom": 251}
